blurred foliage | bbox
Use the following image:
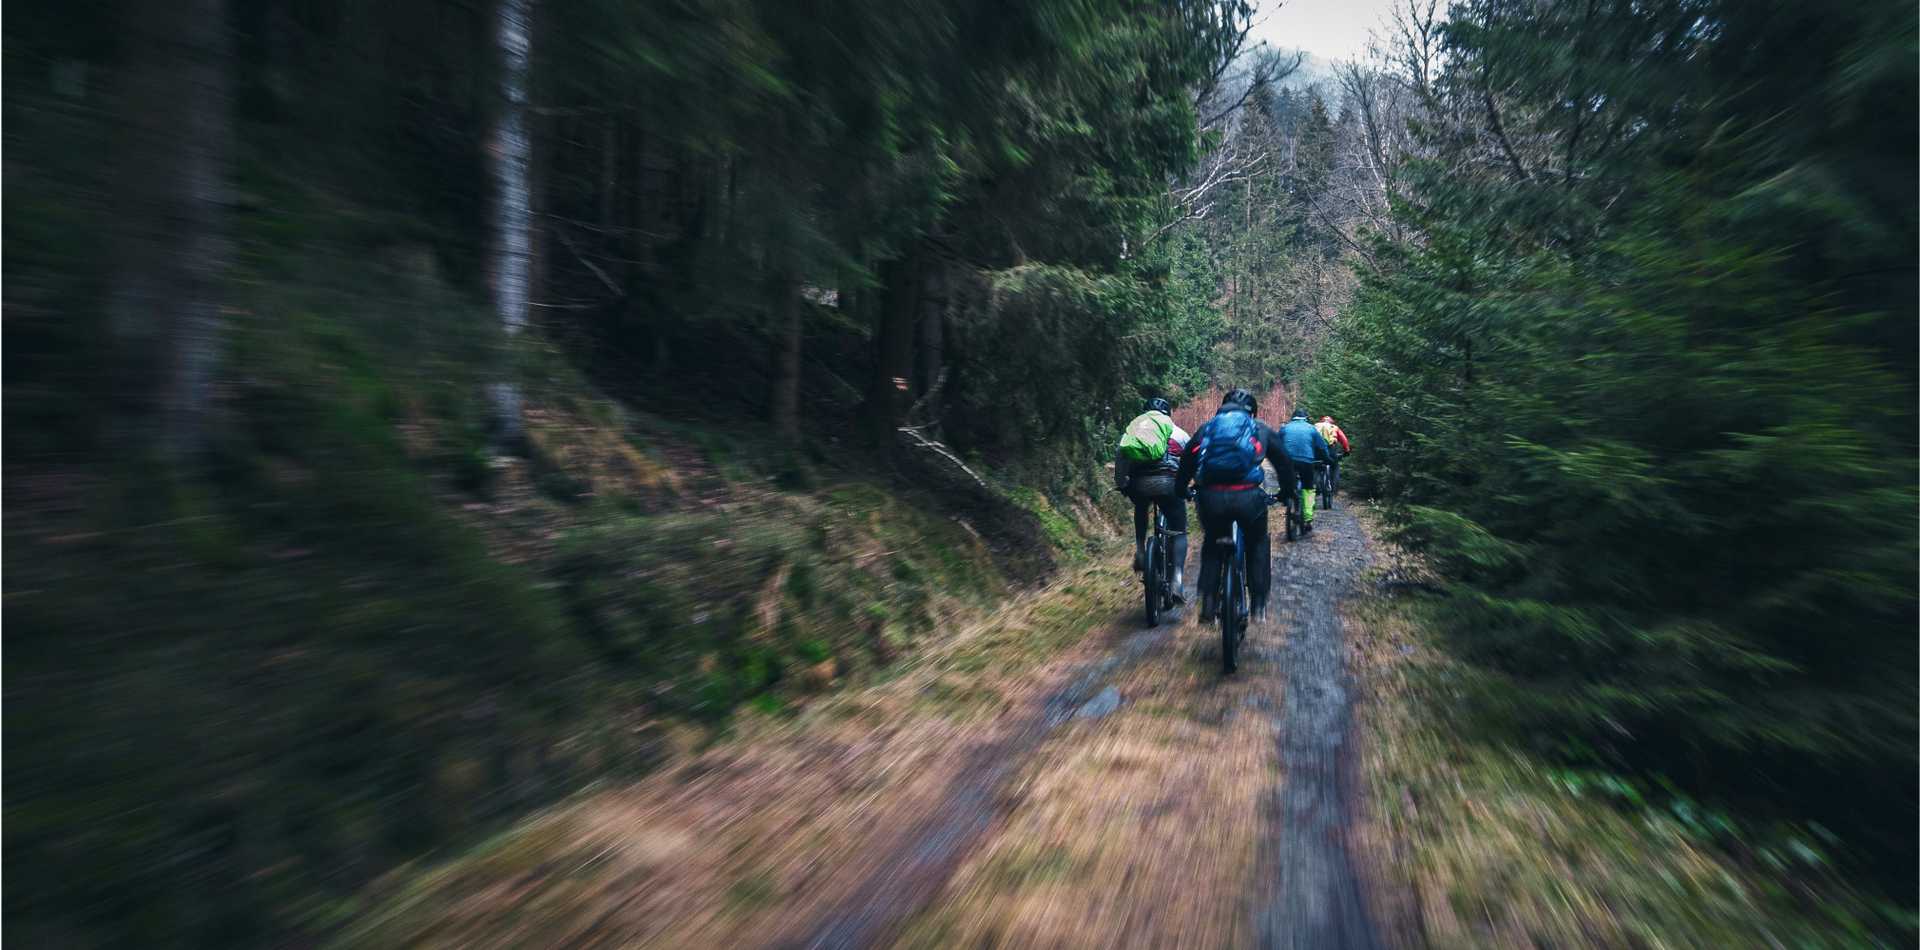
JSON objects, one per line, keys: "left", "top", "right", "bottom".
{"left": 5, "top": 0, "right": 1208, "bottom": 943}
{"left": 3, "top": 230, "right": 1057, "bottom": 945}
{"left": 1359, "top": 597, "right": 1911, "bottom": 946}
{"left": 1307, "top": 0, "right": 1916, "bottom": 912}
{"left": 528, "top": 0, "right": 1234, "bottom": 438}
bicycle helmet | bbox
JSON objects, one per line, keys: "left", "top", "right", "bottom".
{"left": 1291, "top": 407, "right": 1309, "bottom": 420}
{"left": 1222, "top": 388, "right": 1257, "bottom": 417}
{"left": 1145, "top": 397, "right": 1172, "bottom": 414}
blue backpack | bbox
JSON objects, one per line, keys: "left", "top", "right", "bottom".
{"left": 1196, "top": 410, "right": 1265, "bottom": 485}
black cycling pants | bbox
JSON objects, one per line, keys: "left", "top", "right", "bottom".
{"left": 1128, "top": 485, "right": 1189, "bottom": 581}
{"left": 1195, "top": 488, "right": 1270, "bottom": 608}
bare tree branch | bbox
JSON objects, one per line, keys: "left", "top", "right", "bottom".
{"left": 1481, "top": 88, "right": 1531, "bottom": 182}
{"left": 1199, "top": 49, "right": 1304, "bottom": 129}
{"left": 551, "top": 224, "right": 625, "bottom": 298}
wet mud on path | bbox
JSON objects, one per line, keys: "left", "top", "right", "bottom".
{"left": 1258, "top": 501, "right": 1380, "bottom": 949}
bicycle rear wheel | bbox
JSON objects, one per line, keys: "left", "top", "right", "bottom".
{"left": 1285, "top": 496, "right": 1301, "bottom": 542}
{"left": 1156, "top": 536, "right": 1176, "bottom": 612}
{"left": 1221, "top": 555, "right": 1243, "bottom": 674}
{"left": 1143, "top": 539, "right": 1161, "bottom": 627}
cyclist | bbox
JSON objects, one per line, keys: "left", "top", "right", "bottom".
{"left": 1114, "top": 397, "right": 1190, "bottom": 601}
{"left": 1176, "top": 389, "right": 1280, "bottom": 623}
{"left": 1280, "top": 407, "right": 1336, "bottom": 534}
{"left": 1315, "top": 415, "right": 1350, "bottom": 497}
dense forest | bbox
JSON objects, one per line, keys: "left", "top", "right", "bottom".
{"left": 4, "top": 0, "right": 1914, "bottom": 944}
{"left": 1304, "top": 0, "right": 1917, "bottom": 911}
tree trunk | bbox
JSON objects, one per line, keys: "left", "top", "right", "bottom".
{"left": 599, "top": 118, "right": 618, "bottom": 231}
{"left": 488, "top": 0, "right": 534, "bottom": 444}
{"left": 771, "top": 275, "right": 803, "bottom": 441}
{"left": 914, "top": 264, "right": 947, "bottom": 429}
{"left": 864, "top": 252, "right": 921, "bottom": 446}
{"left": 110, "top": 0, "right": 233, "bottom": 465}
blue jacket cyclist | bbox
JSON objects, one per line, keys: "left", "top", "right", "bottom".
{"left": 1176, "top": 389, "right": 1281, "bottom": 624}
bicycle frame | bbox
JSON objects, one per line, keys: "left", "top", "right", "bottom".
{"left": 1121, "top": 486, "right": 1181, "bottom": 627}
{"left": 1210, "top": 491, "right": 1280, "bottom": 674}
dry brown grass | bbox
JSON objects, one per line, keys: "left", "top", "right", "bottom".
{"left": 1342, "top": 508, "right": 1859, "bottom": 949}
{"left": 341, "top": 561, "right": 1140, "bottom": 949}
{"left": 895, "top": 615, "right": 1282, "bottom": 949}
{"left": 523, "top": 402, "right": 683, "bottom": 498}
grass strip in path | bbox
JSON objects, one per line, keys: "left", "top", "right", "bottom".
{"left": 339, "top": 556, "right": 1153, "bottom": 948}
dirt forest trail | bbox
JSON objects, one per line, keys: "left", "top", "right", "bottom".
{"left": 354, "top": 501, "right": 1392, "bottom": 949}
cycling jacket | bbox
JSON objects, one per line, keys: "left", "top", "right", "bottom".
{"left": 1315, "top": 420, "right": 1350, "bottom": 455}
{"left": 1176, "top": 408, "right": 1281, "bottom": 493}
{"left": 1279, "top": 418, "right": 1335, "bottom": 465}
{"left": 1113, "top": 414, "right": 1190, "bottom": 486}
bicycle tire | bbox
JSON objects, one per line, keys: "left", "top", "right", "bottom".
{"left": 1157, "top": 535, "right": 1175, "bottom": 612}
{"left": 1222, "top": 537, "right": 1243, "bottom": 674}
{"left": 1285, "top": 497, "right": 1300, "bottom": 542}
{"left": 1143, "top": 539, "right": 1161, "bottom": 626}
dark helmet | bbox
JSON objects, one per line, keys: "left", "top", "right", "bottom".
{"left": 1145, "top": 397, "right": 1172, "bottom": 414}
{"left": 1291, "top": 407, "right": 1309, "bottom": 420}
{"left": 1222, "top": 388, "right": 1257, "bottom": 417}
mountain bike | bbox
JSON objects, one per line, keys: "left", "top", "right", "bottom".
{"left": 1215, "top": 492, "right": 1281, "bottom": 674}
{"left": 1141, "top": 505, "right": 1179, "bottom": 626}
{"left": 1283, "top": 472, "right": 1305, "bottom": 542}
{"left": 1314, "top": 462, "right": 1335, "bottom": 511}
{"left": 1118, "top": 487, "right": 1181, "bottom": 627}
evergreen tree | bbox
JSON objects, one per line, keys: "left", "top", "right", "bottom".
{"left": 1308, "top": 0, "right": 1917, "bottom": 896}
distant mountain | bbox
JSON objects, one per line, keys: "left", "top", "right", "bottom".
{"left": 1268, "top": 47, "right": 1339, "bottom": 92}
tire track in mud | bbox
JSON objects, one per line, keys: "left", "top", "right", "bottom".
{"left": 778, "top": 613, "right": 1175, "bottom": 950}
{"left": 1257, "top": 502, "right": 1382, "bottom": 949}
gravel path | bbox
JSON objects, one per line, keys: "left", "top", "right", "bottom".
{"left": 1258, "top": 500, "right": 1381, "bottom": 949}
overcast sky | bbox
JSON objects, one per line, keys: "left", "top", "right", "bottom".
{"left": 1249, "top": 0, "right": 1398, "bottom": 64}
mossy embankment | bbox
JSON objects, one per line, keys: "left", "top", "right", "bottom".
{"left": 3, "top": 236, "right": 1122, "bottom": 947}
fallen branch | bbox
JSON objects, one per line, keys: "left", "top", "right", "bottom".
{"left": 897, "top": 424, "right": 989, "bottom": 491}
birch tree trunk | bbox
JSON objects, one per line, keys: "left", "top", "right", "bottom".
{"left": 488, "top": 0, "right": 534, "bottom": 444}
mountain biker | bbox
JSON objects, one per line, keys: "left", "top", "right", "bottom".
{"left": 1176, "top": 389, "right": 1280, "bottom": 623}
{"left": 1315, "top": 415, "right": 1350, "bottom": 496}
{"left": 1114, "top": 397, "right": 1190, "bottom": 601}
{"left": 1280, "top": 407, "right": 1336, "bottom": 534}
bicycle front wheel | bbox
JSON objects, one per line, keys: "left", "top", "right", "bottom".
{"left": 1221, "top": 559, "right": 1242, "bottom": 673}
